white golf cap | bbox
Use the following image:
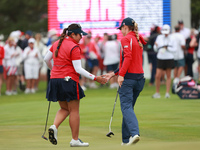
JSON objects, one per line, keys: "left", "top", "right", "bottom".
{"left": 28, "top": 38, "right": 35, "bottom": 43}
{"left": 161, "top": 24, "right": 170, "bottom": 34}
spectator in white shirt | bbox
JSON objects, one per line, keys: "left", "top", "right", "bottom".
{"left": 172, "top": 25, "right": 186, "bottom": 85}
{"left": 4, "top": 37, "right": 18, "bottom": 95}
{"left": 13, "top": 38, "right": 23, "bottom": 95}
{"left": 152, "top": 24, "right": 176, "bottom": 98}
{"left": 178, "top": 20, "right": 191, "bottom": 40}
{"left": 103, "top": 34, "right": 120, "bottom": 89}
{"left": 34, "top": 33, "right": 47, "bottom": 91}
{"left": 23, "top": 38, "right": 42, "bottom": 94}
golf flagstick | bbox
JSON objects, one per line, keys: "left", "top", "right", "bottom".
{"left": 106, "top": 87, "right": 119, "bottom": 137}
{"left": 42, "top": 101, "right": 51, "bottom": 140}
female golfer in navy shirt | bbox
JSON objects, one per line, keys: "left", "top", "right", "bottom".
{"left": 105, "top": 17, "right": 146, "bottom": 145}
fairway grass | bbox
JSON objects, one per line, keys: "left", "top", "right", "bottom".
{"left": 0, "top": 81, "right": 200, "bottom": 150}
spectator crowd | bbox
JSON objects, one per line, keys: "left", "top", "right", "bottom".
{"left": 0, "top": 20, "right": 200, "bottom": 98}
{"left": 0, "top": 29, "right": 121, "bottom": 96}
{"left": 146, "top": 20, "right": 200, "bottom": 98}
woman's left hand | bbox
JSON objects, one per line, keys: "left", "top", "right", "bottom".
{"left": 118, "top": 75, "right": 124, "bottom": 87}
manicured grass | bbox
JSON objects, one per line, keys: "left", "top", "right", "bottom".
{"left": 0, "top": 81, "right": 200, "bottom": 150}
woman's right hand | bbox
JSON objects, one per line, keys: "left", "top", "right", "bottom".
{"left": 95, "top": 76, "right": 107, "bottom": 84}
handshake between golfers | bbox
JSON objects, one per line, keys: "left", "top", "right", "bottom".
{"left": 95, "top": 73, "right": 121, "bottom": 86}
{"left": 93, "top": 75, "right": 108, "bottom": 85}
{"left": 43, "top": 17, "right": 146, "bottom": 146}
{"left": 102, "top": 72, "right": 123, "bottom": 88}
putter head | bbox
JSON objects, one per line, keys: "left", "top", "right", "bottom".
{"left": 106, "top": 131, "right": 114, "bottom": 137}
{"left": 42, "top": 135, "right": 48, "bottom": 141}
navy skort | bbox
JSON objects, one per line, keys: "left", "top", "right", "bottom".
{"left": 46, "top": 78, "right": 85, "bottom": 102}
{"left": 0, "top": 65, "right": 3, "bottom": 73}
{"left": 91, "top": 59, "right": 99, "bottom": 67}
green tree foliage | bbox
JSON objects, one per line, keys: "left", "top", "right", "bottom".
{"left": 0, "top": 0, "right": 47, "bottom": 37}
{"left": 191, "top": 0, "right": 200, "bottom": 29}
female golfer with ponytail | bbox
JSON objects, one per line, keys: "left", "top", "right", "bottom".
{"left": 44, "top": 24, "right": 107, "bottom": 147}
{"left": 105, "top": 17, "right": 146, "bottom": 145}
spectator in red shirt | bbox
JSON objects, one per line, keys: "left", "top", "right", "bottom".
{"left": 44, "top": 23, "right": 107, "bottom": 147}
{"left": 104, "top": 17, "right": 146, "bottom": 145}
{"left": 0, "top": 45, "right": 4, "bottom": 96}
{"left": 184, "top": 28, "right": 198, "bottom": 77}
{"left": 79, "top": 36, "right": 91, "bottom": 91}
{"left": 88, "top": 35, "right": 101, "bottom": 88}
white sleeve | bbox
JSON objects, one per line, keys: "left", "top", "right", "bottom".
{"left": 168, "top": 36, "right": 177, "bottom": 52}
{"left": 22, "top": 48, "right": 28, "bottom": 60}
{"left": 72, "top": 60, "right": 95, "bottom": 80}
{"left": 180, "top": 35, "right": 186, "bottom": 46}
{"left": 4, "top": 48, "right": 11, "bottom": 60}
{"left": 44, "top": 50, "right": 53, "bottom": 70}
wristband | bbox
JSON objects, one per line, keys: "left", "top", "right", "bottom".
{"left": 94, "top": 76, "right": 97, "bottom": 81}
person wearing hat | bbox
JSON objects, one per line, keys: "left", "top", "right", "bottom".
{"left": 171, "top": 25, "right": 186, "bottom": 88}
{"left": 17, "top": 30, "right": 33, "bottom": 91}
{"left": 104, "top": 17, "right": 146, "bottom": 145}
{"left": 21, "top": 30, "right": 32, "bottom": 50}
{"left": 44, "top": 23, "right": 107, "bottom": 147}
{"left": 152, "top": 24, "right": 176, "bottom": 98}
{"left": 23, "top": 38, "right": 42, "bottom": 94}
{"left": 178, "top": 20, "right": 190, "bottom": 40}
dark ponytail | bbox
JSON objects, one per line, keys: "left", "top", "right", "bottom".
{"left": 54, "top": 28, "right": 68, "bottom": 57}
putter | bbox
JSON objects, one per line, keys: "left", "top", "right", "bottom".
{"left": 106, "top": 87, "right": 119, "bottom": 137}
{"left": 41, "top": 101, "right": 51, "bottom": 141}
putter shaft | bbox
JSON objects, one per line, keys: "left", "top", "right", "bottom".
{"left": 41, "top": 101, "right": 51, "bottom": 141}
{"left": 107, "top": 88, "right": 119, "bottom": 137}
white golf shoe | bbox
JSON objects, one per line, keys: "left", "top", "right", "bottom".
{"left": 48, "top": 125, "right": 58, "bottom": 145}
{"left": 70, "top": 138, "right": 89, "bottom": 147}
{"left": 152, "top": 93, "right": 161, "bottom": 98}
{"left": 126, "top": 135, "right": 140, "bottom": 145}
{"left": 24, "top": 88, "right": 31, "bottom": 94}
{"left": 165, "top": 93, "right": 170, "bottom": 98}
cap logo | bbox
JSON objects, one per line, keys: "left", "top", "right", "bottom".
{"left": 77, "top": 24, "right": 81, "bottom": 27}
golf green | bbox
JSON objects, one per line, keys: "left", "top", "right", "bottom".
{"left": 0, "top": 81, "right": 200, "bottom": 150}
